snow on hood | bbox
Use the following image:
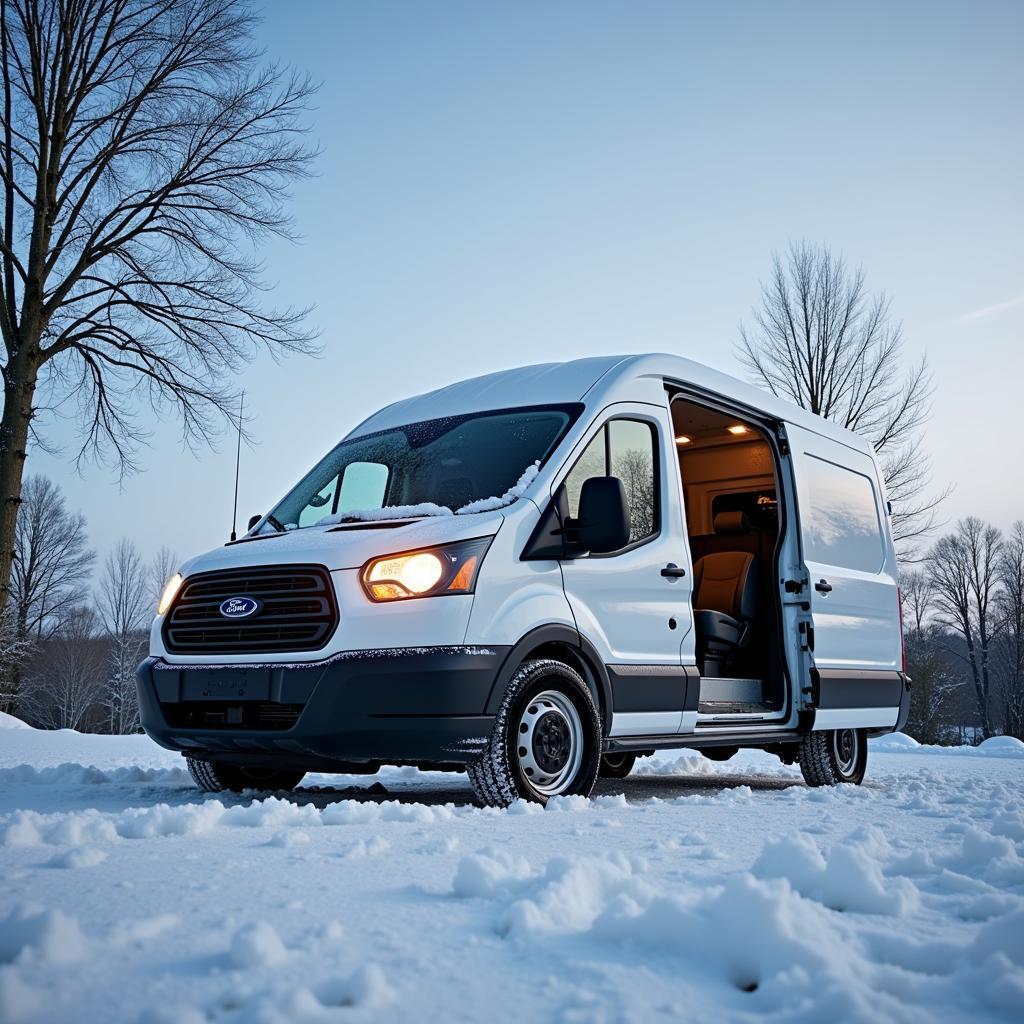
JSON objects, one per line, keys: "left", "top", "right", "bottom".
{"left": 176, "top": 463, "right": 542, "bottom": 578}
{"left": 315, "top": 502, "right": 454, "bottom": 527}
{"left": 178, "top": 506, "right": 510, "bottom": 577}
{"left": 454, "top": 462, "right": 540, "bottom": 515}
{"left": 312, "top": 463, "right": 541, "bottom": 526}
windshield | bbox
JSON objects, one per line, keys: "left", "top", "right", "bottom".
{"left": 261, "top": 405, "right": 580, "bottom": 532}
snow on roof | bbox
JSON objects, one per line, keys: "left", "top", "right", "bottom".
{"left": 346, "top": 353, "right": 876, "bottom": 457}
{"left": 348, "top": 356, "right": 624, "bottom": 438}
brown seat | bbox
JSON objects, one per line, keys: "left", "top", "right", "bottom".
{"left": 692, "top": 511, "right": 759, "bottom": 677}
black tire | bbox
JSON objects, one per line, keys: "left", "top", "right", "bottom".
{"left": 797, "top": 729, "right": 867, "bottom": 787}
{"left": 186, "top": 757, "right": 306, "bottom": 794}
{"left": 599, "top": 753, "right": 637, "bottom": 779}
{"left": 467, "top": 659, "right": 602, "bottom": 808}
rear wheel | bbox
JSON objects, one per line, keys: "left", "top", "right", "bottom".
{"left": 186, "top": 757, "right": 306, "bottom": 794}
{"left": 468, "top": 659, "right": 602, "bottom": 807}
{"left": 599, "top": 753, "right": 637, "bottom": 779}
{"left": 798, "top": 729, "right": 867, "bottom": 787}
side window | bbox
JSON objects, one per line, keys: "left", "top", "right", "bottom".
{"left": 801, "top": 455, "right": 883, "bottom": 572}
{"left": 564, "top": 418, "right": 659, "bottom": 548}
{"left": 565, "top": 431, "right": 606, "bottom": 519}
{"left": 609, "top": 420, "right": 657, "bottom": 543}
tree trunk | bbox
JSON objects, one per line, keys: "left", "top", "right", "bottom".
{"left": 962, "top": 629, "right": 992, "bottom": 741}
{"left": 0, "top": 352, "right": 36, "bottom": 616}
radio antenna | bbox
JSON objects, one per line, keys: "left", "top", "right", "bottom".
{"left": 230, "top": 391, "right": 245, "bottom": 541}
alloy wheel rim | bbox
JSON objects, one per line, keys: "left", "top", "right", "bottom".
{"left": 515, "top": 689, "right": 584, "bottom": 796}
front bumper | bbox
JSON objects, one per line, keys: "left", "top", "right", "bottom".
{"left": 136, "top": 646, "right": 512, "bottom": 769}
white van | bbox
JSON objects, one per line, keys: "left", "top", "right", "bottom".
{"left": 138, "top": 354, "right": 910, "bottom": 806}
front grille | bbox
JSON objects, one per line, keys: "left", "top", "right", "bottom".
{"left": 161, "top": 700, "right": 304, "bottom": 731}
{"left": 163, "top": 564, "right": 338, "bottom": 654}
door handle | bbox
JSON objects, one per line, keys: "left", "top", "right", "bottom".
{"left": 814, "top": 579, "right": 833, "bottom": 594}
{"left": 661, "top": 563, "right": 687, "bottom": 579}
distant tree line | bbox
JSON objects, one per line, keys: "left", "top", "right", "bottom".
{"left": 0, "top": 474, "right": 175, "bottom": 733}
{"left": 903, "top": 518, "right": 1024, "bottom": 743}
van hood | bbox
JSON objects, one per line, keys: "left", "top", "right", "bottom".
{"left": 179, "top": 509, "right": 508, "bottom": 577}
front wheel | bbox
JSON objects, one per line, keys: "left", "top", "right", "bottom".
{"left": 798, "top": 729, "right": 867, "bottom": 787}
{"left": 468, "top": 659, "right": 602, "bottom": 807}
{"left": 186, "top": 757, "right": 306, "bottom": 794}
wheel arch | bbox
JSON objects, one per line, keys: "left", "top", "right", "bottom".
{"left": 484, "top": 624, "right": 612, "bottom": 733}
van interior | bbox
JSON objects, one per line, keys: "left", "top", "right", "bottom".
{"left": 670, "top": 397, "right": 787, "bottom": 718}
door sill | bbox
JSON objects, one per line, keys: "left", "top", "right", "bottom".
{"left": 695, "top": 711, "right": 790, "bottom": 728}
{"left": 697, "top": 700, "right": 787, "bottom": 724}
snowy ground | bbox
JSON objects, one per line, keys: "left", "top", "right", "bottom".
{"left": 1, "top": 718, "right": 1022, "bottom": 1024}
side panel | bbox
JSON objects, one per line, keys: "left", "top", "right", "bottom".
{"left": 464, "top": 500, "right": 577, "bottom": 646}
{"left": 787, "top": 423, "right": 902, "bottom": 728}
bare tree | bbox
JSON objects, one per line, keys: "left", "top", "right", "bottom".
{"left": 0, "top": 606, "right": 33, "bottom": 712}
{"left": 928, "top": 518, "right": 1004, "bottom": 739}
{"left": 900, "top": 568, "right": 935, "bottom": 640}
{"left": 899, "top": 568, "right": 958, "bottom": 744}
{"left": 10, "top": 475, "right": 93, "bottom": 638}
{"left": 148, "top": 544, "right": 179, "bottom": 609}
{"left": 97, "top": 537, "right": 148, "bottom": 733}
{"left": 2, "top": 473, "right": 93, "bottom": 711}
{"left": 0, "top": 0, "right": 319, "bottom": 615}
{"left": 19, "top": 603, "right": 104, "bottom": 729}
{"left": 996, "top": 521, "right": 1024, "bottom": 739}
{"left": 737, "top": 242, "right": 945, "bottom": 553}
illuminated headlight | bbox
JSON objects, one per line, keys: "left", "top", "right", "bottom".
{"left": 361, "top": 539, "right": 491, "bottom": 602}
{"left": 157, "top": 573, "right": 183, "bottom": 616}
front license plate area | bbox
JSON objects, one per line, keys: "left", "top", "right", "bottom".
{"left": 181, "top": 668, "right": 272, "bottom": 701}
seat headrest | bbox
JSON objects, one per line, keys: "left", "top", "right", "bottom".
{"left": 713, "top": 510, "right": 752, "bottom": 535}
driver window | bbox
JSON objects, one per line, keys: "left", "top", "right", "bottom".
{"left": 564, "top": 418, "right": 658, "bottom": 547}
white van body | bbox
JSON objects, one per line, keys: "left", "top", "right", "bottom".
{"left": 138, "top": 354, "right": 909, "bottom": 804}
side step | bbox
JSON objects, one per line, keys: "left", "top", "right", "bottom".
{"left": 605, "top": 729, "right": 802, "bottom": 753}
{"left": 698, "top": 700, "right": 775, "bottom": 716}
{"left": 697, "top": 677, "right": 763, "bottom": 706}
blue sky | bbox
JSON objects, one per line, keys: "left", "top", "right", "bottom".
{"left": 29, "top": 0, "right": 1024, "bottom": 572}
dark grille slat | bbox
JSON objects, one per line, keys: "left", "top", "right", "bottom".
{"left": 162, "top": 701, "right": 304, "bottom": 731}
{"left": 163, "top": 564, "right": 338, "bottom": 655}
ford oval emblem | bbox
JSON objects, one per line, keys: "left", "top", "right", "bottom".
{"left": 219, "top": 596, "right": 261, "bottom": 619}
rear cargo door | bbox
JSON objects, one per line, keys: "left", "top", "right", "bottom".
{"left": 786, "top": 423, "right": 903, "bottom": 728}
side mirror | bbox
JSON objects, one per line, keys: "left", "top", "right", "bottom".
{"left": 247, "top": 514, "right": 262, "bottom": 531}
{"left": 576, "top": 477, "right": 630, "bottom": 554}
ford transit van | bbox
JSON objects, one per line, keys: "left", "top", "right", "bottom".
{"left": 137, "top": 354, "right": 911, "bottom": 806}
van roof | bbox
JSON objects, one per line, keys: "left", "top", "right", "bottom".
{"left": 349, "top": 353, "right": 876, "bottom": 457}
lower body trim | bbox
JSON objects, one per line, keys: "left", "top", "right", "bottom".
{"left": 811, "top": 706, "right": 899, "bottom": 730}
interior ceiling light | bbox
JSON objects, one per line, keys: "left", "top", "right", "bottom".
{"left": 726, "top": 425, "right": 749, "bottom": 435}
{"left": 674, "top": 435, "right": 692, "bottom": 445}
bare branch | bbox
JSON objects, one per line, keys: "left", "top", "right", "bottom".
{"left": 737, "top": 241, "right": 944, "bottom": 557}
{"left": 0, "top": 0, "right": 319, "bottom": 609}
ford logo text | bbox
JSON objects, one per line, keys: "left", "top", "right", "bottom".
{"left": 219, "top": 596, "right": 261, "bottom": 619}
